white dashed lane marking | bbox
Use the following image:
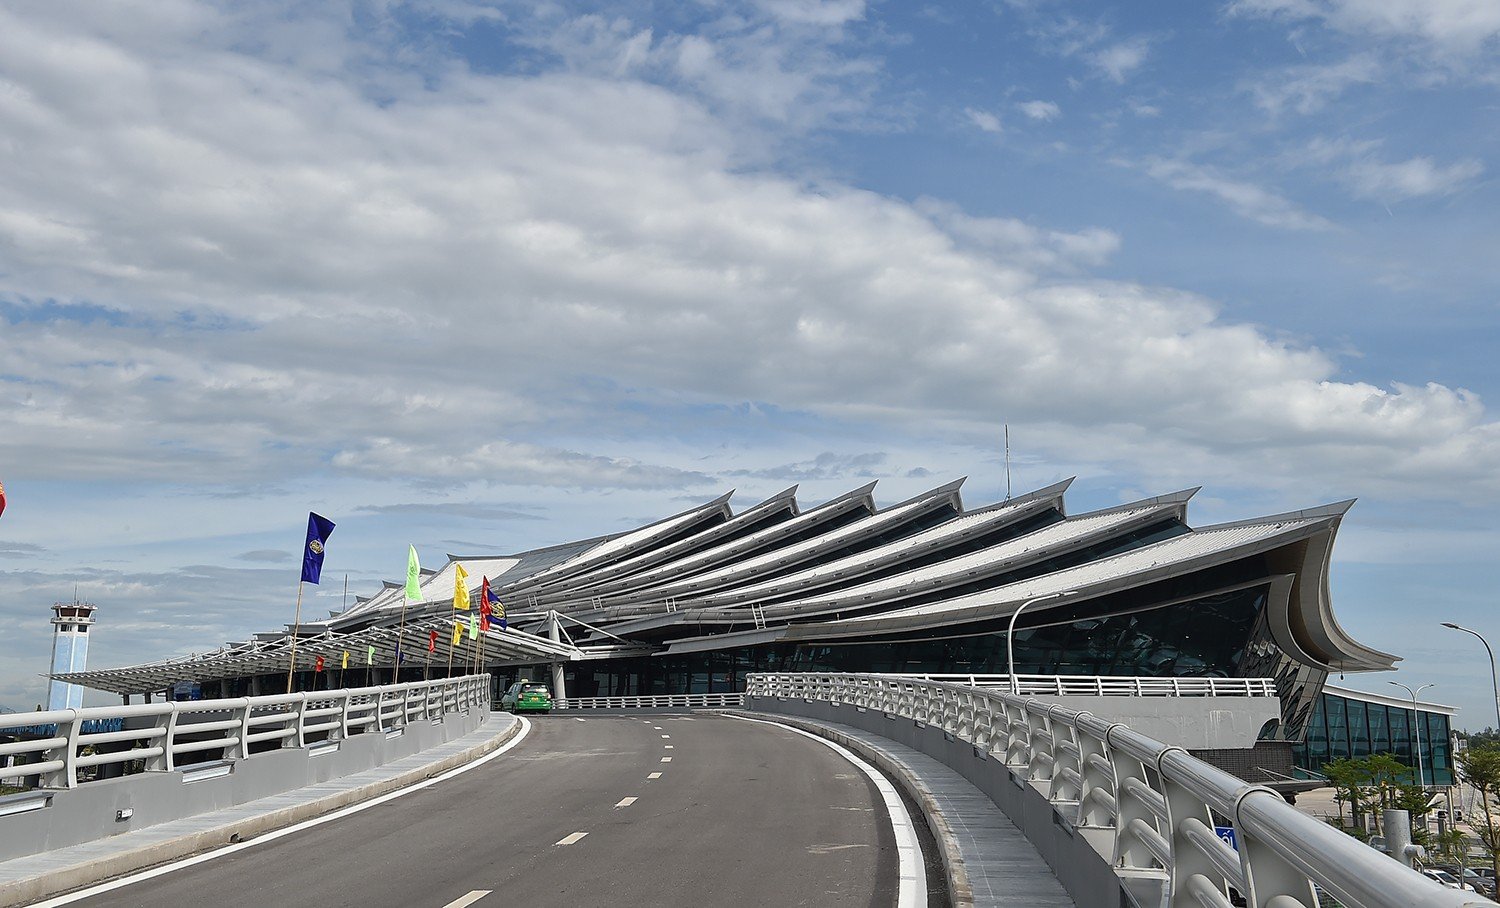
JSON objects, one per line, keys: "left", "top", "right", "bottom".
{"left": 555, "top": 832, "right": 589, "bottom": 846}
{"left": 660, "top": 756, "right": 672, "bottom": 763}
{"left": 664, "top": 745, "right": 674, "bottom": 749}
{"left": 648, "top": 772, "right": 662, "bottom": 779}
{"left": 661, "top": 734, "right": 670, "bottom": 739}
{"left": 614, "top": 797, "right": 637, "bottom": 808}
{"left": 441, "top": 891, "right": 491, "bottom": 908}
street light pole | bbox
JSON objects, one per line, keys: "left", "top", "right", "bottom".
{"left": 1389, "top": 681, "right": 1435, "bottom": 789}
{"left": 1441, "top": 622, "right": 1500, "bottom": 732}
{"left": 1006, "top": 591, "right": 1074, "bottom": 695}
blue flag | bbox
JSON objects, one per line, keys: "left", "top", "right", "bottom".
{"left": 301, "top": 512, "right": 336, "bottom": 584}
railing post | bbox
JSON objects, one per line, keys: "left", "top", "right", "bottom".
{"left": 41, "top": 709, "right": 81, "bottom": 789}
{"left": 290, "top": 692, "right": 309, "bottom": 748}
{"left": 230, "top": 698, "right": 252, "bottom": 760}
{"left": 1234, "top": 791, "right": 1319, "bottom": 908}
{"left": 1159, "top": 753, "right": 1225, "bottom": 907}
{"left": 334, "top": 690, "right": 350, "bottom": 741}
{"left": 150, "top": 703, "right": 179, "bottom": 772}
{"left": 1076, "top": 720, "right": 1119, "bottom": 829}
{"left": 1108, "top": 732, "right": 1163, "bottom": 872}
{"left": 1028, "top": 708, "right": 1056, "bottom": 783}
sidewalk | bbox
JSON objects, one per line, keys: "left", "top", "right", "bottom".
{"left": 0, "top": 714, "right": 520, "bottom": 907}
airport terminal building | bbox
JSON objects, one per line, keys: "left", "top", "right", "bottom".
{"left": 60, "top": 477, "right": 1429, "bottom": 771}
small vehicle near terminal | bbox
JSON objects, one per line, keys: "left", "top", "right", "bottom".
{"left": 500, "top": 680, "right": 553, "bottom": 713}
{"left": 1421, "top": 868, "right": 1478, "bottom": 892}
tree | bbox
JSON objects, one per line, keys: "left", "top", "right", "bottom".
{"left": 1322, "top": 756, "right": 1373, "bottom": 832}
{"left": 1321, "top": 753, "right": 1428, "bottom": 840}
{"left": 1457, "top": 745, "right": 1500, "bottom": 881}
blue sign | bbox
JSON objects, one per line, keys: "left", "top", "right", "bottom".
{"left": 1215, "top": 826, "right": 1238, "bottom": 850}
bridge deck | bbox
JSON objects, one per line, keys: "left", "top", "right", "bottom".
{"left": 0, "top": 715, "right": 520, "bottom": 905}
{"left": 755, "top": 713, "right": 1075, "bottom": 908}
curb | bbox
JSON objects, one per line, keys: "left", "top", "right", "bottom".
{"left": 2, "top": 718, "right": 522, "bottom": 907}
{"left": 727, "top": 709, "right": 972, "bottom": 907}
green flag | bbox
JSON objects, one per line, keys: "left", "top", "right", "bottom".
{"left": 468, "top": 614, "right": 478, "bottom": 640}
{"left": 405, "top": 545, "right": 421, "bottom": 600}
{"left": 366, "top": 644, "right": 375, "bottom": 665}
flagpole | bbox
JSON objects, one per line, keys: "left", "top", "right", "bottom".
{"left": 446, "top": 622, "right": 455, "bottom": 678}
{"left": 396, "top": 596, "right": 409, "bottom": 685}
{"left": 285, "top": 580, "right": 305, "bottom": 694}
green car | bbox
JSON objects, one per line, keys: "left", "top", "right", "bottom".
{"left": 500, "top": 680, "right": 553, "bottom": 713}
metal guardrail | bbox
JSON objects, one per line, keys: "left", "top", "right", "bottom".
{"left": 746, "top": 672, "right": 1479, "bottom": 908}
{"left": 555, "top": 693, "right": 745, "bottom": 710}
{"left": 893, "top": 673, "right": 1279, "bottom": 697}
{"left": 0, "top": 675, "right": 490, "bottom": 790}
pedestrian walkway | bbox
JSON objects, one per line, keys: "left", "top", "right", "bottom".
{"left": 0, "top": 714, "right": 519, "bottom": 906}
{"left": 745, "top": 712, "right": 1075, "bottom": 908}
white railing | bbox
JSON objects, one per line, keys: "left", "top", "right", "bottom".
{"left": 889, "top": 673, "right": 1279, "bottom": 698}
{"left": 0, "top": 675, "right": 490, "bottom": 790}
{"left": 555, "top": 693, "right": 744, "bottom": 710}
{"left": 745, "top": 672, "right": 1477, "bottom": 908}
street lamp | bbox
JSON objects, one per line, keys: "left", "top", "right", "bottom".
{"left": 1006, "top": 590, "right": 1076, "bottom": 695}
{"left": 1389, "top": 681, "right": 1435, "bottom": 789}
{"left": 1441, "top": 622, "right": 1500, "bottom": 732}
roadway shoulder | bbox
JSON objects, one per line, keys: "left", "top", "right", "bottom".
{"left": 728, "top": 709, "right": 1076, "bottom": 908}
{"left": 0, "top": 714, "right": 521, "bottom": 907}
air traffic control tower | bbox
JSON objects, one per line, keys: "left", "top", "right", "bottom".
{"left": 48, "top": 601, "right": 97, "bottom": 710}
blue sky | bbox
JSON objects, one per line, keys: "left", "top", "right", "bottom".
{"left": 1, "top": 0, "right": 1498, "bottom": 724}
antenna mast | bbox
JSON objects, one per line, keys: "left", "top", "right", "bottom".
{"left": 1004, "top": 423, "right": 1012, "bottom": 501}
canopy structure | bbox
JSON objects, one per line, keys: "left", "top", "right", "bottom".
{"left": 54, "top": 616, "right": 593, "bottom": 697}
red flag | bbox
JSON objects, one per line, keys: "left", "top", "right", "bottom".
{"left": 314, "top": 654, "right": 325, "bottom": 672}
{"left": 0, "top": 479, "right": 7, "bottom": 520}
{"left": 480, "top": 576, "right": 493, "bottom": 632}
{"left": 428, "top": 629, "right": 438, "bottom": 652}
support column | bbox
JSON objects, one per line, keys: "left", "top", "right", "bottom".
{"left": 547, "top": 610, "right": 568, "bottom": 703}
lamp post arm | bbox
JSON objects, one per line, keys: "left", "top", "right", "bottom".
{"left": 1006, "top": 592, "right": 1065, "bottom": 696}
{"left": 1444, "top": 623, "right": 1500, "bottom": 732}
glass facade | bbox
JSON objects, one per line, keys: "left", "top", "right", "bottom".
{"left": 533, "top": 583, "right": 1332, "bottom": 741}
{"left": 1292, "top": 689, "right": 1453, "bottom": 785}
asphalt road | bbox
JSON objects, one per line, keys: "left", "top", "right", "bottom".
{"left": 61, "top": 714, "right": 900, "bottom": 908}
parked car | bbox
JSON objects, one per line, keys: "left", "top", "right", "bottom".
{"left": 1422, "top": 868, "right": 1478, "bottom": 892}
{"left": 500, "top": 680, "right": 553, "bottom": 713}
{"left": 1433, "top": 865, "right": 1495, "bottom": 896}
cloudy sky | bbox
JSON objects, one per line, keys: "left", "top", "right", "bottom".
{"left": 2, "top": 0, "right": 1497, "bottom": 723}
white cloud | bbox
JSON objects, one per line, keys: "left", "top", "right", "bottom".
{"left": 754, "top": 0, "right": 867, "bottom": 27}
{"left": 1142, "top": 159, "right": 1334, "bottom": 230}
{"left": 492, "top": 1, "right": 885, "bottom": 132}
{"left": 1247, "top": 54, "right": 1381, "bottom": 115}
{"left": 915, "top": 198, "right": 1120, "bottom": 271}
{"left": 1343, "top": 155, "right": 1484, "bottom": 201}
{"left": 964, "top": 107, "right": 1003, "bottom": 133}
{"left": 1091, "top": 38, "right": 1151, "bottom": 82}
{"left": 1231, "top": 0, "right": 1500, "bottom": 56}
{"left": 1299, "top": 136, "right": 1485, "bottom": 201}
{"left": 1016, "top": 99, "right": 1061, "bottom": 121}
{"left": 0, "top": 2, "right": 1497, "bottom": 521}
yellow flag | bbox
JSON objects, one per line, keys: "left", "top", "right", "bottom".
{"left": 341, "top": 650, "right": 349, "bottom": 670}
{"left": 451, "top": 620, "right": 463, "bottom": 646}
{"left": 453, "top": 563, "right": 471, "bottom": 610}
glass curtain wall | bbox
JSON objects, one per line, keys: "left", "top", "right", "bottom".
{"left": 1292, "top": 690, "right": 1453, "bottom": 785}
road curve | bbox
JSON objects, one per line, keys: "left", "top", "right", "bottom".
{"left": 54, "top": 714, "right": 900, "bottom": 907}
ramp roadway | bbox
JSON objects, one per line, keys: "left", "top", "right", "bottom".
{"left": 46, "top": 714, "right": 904, "bottom": 907}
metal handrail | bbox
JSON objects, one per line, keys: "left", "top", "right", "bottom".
{"left": 555, "top": 693, "right": 745, "bottom": 710}
{"left": 889, "top": 673, "right": 1279, "bottom": 697}
{"left": 745, "top": 672, "right": 1478, "bottom": 908}
{"left": 0, "top": 675, "right": 490, "bottom": 790}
